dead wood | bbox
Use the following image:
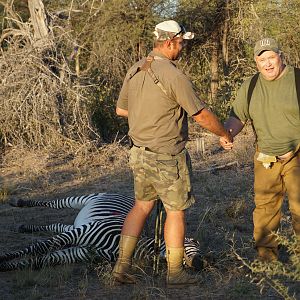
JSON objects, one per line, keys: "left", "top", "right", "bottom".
{"left": 198, "top": 161, "right": 239, "bottom": 173}
{"left": 0, "top": 1, "right": 100, "bottom": 151}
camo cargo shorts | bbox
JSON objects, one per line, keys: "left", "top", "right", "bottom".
{"left": 129, "top": 145, "right": 195, "bottom": 211}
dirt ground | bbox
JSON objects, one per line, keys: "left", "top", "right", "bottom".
{"left": 0, "top": 126, "right": 298, "bottom": 300}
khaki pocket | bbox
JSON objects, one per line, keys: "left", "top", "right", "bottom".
{"left": 129, "top": 147, "right": 138, "bottom": 169}
{"left": 156, "top": 159, "right": 179, "bottom": 181}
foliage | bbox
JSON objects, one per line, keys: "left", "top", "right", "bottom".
{"left": 1, "top": 0, "right": 300, "bottom": 141}
{"left": 0, "top": 2, "right": 100, "bottom": 149}
{"left": 234, "top": 233, "right": 300, "bottom": 300}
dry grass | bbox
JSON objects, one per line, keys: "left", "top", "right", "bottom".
{"left": 0, "top": 127, "right": 298, "bottom": 299}
{"left": 233, "top": 233, "right": 300, "bottom": 300}
{"left": 0, "top": 6, "right": 101, "bottom": 152}
{"left": 0, "top": 187, "right": 9, "bottom": 203}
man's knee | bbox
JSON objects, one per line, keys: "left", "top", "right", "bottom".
{"left": 133, "top": 199, "right": 155, "bottom": 216}
{"left": 165, "top": 209, "right": 185, "bottom": 221}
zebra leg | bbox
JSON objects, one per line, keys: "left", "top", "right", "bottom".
{"left": 0, "top": 226, "right": 87, "bottom": 263}
{"left": 135, "top": 236, "right": 207, "bottom": 270}
{"left": 9, "top": 193, "right": 134, "bottom": 216}
{"left": 0, "top": 220, "right": 122, "bottom": 264}
{"left": 18, "top": 223, "right": 74, "bottom": 233}
{"left": 133, "top": 237, "right": 166, "bottom": 262}
{"left": 0, "top": 246, "right": 92, "bottom": 271}
{"left": 9, "top": 193, "right": 105, "bottom": 209}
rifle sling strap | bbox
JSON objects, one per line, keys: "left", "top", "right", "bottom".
{"left": 294, "top": 67, "right": 300, "bottom": 114}
{"left": 129, "top": 56, "right": 169, "bottom": 97}
{"left": 247, "top": 72, "right": 260, "bottom": 109}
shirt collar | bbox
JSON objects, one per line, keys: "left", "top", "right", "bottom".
{"left": 148, "top": 50, "right": 178, "bottom": 66}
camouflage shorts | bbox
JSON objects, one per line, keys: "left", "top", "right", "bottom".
{"left": 129, "top": 146, "right": 195, "bottom": 211}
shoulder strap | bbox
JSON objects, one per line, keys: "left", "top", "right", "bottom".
{"left": 247, "top": 72, "right": 260, "bottom": 109}
{"left": 294, "top": 67, "right": 300, "bottom": 113}
{"left": 248, "top": 68, "right": 300, "bottom": 113}
{"left": 247, "top": 72, "right": 260, "bottom": 142}
{"left": 129, "top": 56, "right": 169, "bottom": 97}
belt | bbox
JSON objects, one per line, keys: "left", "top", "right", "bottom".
{"left": 133, "top": 144, "right": 181, "bottom": 157}
{"left": 133, "top": 144, "right": 155, "bottom": 153}
{"left": 276, "top": 151, "right": 294, "bottom": 160}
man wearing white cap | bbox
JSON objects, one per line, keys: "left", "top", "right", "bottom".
{"left": 220, "top": 38, "right": 300, "bottom": 262}
{"left": 114, "top": 20, "right": 232, "bottom": 286}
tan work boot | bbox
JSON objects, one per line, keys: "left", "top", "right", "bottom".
{"left": 112, "top": 235, "right": 138, "bottom": 284}
{"left": 166, "top": 247, "right": 198, "bottom": 288}
{"left": 257, "top": 247, "right": 278, "bottom": 262}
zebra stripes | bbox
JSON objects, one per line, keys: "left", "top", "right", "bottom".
{"left": 0, "top": 193, "right": 203, "bottom": 271}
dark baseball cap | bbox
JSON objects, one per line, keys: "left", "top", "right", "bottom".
{"left": 254, "top": 38, "right": 280, "bottom": 59}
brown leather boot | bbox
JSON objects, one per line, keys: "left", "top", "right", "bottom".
{"left": 166, "top": 247, "right": 198, "bottom": 288}
{"left": 112, "top": 235, "right": 138, "bottom": 284}
{"left": 257, "top": 247, "right": 278, "bottom": 262}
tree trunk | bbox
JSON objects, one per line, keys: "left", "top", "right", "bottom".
{"left": 28, "top": 0, "right": 51, "bottom": 48}
{"left": 222, "top": 0, "right": 230, "bottom": 76}
{"left": 210, "top": 31, "right": 220, "bottom": 104}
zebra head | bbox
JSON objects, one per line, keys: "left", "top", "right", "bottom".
{"left": 183, "top": 237, "right": 207, "bottom": 271}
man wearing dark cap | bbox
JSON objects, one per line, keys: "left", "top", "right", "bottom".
{"left": 220, "top": 37, "right": 300, "bottom": 262}
{"left": 113, "top": 20, "right": 232, "bottom": 286}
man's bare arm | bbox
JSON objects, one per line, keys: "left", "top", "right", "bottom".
{"left": 193, "top": 108, "right": 232, "bottom": 145}
{"left": 116, "top": 107, "right": 128, "bottom": 117}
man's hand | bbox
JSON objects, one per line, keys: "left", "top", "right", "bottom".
{"left": 220, "top": 130, "right": 233, "bottom": 150}
{"left": 116, "top": 107, "right": 128, "bottom": 117}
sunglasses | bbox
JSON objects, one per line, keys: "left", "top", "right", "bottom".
{"left": 171, "top": 25, "right": 186, "bottom": 39}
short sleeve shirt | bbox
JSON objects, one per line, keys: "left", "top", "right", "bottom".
{"left": 117, "top": 50, "right": 205, "bottom": 155}
{"left": 232, "top": 65, "right": 300, "bottom": 156}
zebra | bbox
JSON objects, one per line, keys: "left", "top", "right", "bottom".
{"left": 0, "top": 193, "right": 205, "bottom": 272}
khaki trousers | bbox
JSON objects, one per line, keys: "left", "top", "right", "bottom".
{"left": 253, "top": 148, "right": 300, "bottom": 249}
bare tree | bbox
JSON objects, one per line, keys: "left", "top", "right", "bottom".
{"left": 0, "top": 0, "right": 98, "bottom": 150}
{"left": 28, "top": 0, "right": 52, "bottom": 48}
{"left": 210, "top": 30, "right": 220, "bottom": 103}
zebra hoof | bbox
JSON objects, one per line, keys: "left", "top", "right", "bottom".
{"left": 18, "top": 225, "right": 29, "bottom": 233}
{"left": 9, "top": 199, "right": 25, "bottom": 207}
{"left": 0, "top": 263, "right": 12, "bottom": 272}
{"left": 0, "top": 256, "right": 7, "bottom": 264}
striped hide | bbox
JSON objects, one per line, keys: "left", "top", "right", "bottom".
{"left": 0, "top": 193, "right": 203, "bottom": 271}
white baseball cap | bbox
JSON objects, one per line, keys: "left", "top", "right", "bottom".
{"left": 153, "top": 20, "right": 194, "bottom": 41}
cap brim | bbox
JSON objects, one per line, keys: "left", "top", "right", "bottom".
{"left": 182, "top": 32, "right": 194, "bottom": 40}
{"left": 255, "top": 47, "right": 279, "bottom": 57}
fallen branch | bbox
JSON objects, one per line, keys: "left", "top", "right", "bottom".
{"left": 198, "top": 161, "right": 239, "bottom": 173}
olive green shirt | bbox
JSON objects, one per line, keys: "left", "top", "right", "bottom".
{"left": 117, "top": 50, "right": 205, "bottom": 155}
{"left": 232, "top": 65, "right": 300, "bottom": 156}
